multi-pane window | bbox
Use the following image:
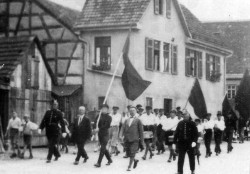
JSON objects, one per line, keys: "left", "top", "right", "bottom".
{"left": 146, "top": 97, "right": 153, "bottom": 108}
{"left": 206, "top": 54, "right": 221, "bottom": 82}
{"left": 227, "top": 85, "right": 237, "bottom": 99}
{"left": 98, "top": 96, "right": 106, "bottom": 110}
{"left": 163, "top": 43, "right": 170, "bottom": 72}
{"left": 145, "top": 38, "right": 161, "bottom": 71}
{"left": 94, "top": 37, "right": 111, "bottom": 70}
{"left": 185, "top": 49, "right": 202, "bottom": 78}
{"left": 154, "top": 0, "right": 163, "bottom": 15}
{"left": 171, "top": 45, "right": 178, "bottom": 74}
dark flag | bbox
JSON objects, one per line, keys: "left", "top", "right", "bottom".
{"left": 235, "top": 69, "right": 250, "bottom": 120}
{"left": 222, "top": 94, "right": 233, "bottom": 117}
{"left": 188, "top": 78, "right": 207, "bottom": 118}
{"left": 122, "top": 35, "right": 151, "bottom": 101}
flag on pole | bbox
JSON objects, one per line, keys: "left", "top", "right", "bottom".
{"left": 122, "top": 35, "right": 151, "bottom": 101}
{"left": 188, "top": 78, "right": 207, "bottom": 118}
{"left": 235, "top": 69, "right": 250, "bottom": 120}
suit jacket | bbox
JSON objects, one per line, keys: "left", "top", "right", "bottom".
{"left": 72, "top": 115, "right": 92, "bottom": 144}
{"left": 121, "top": 117, "right": 144, "bottom": 143}
{"left": 174, "top": 120, "right": 198, "bottom": 145}
{"left": 39, "top": 109, "right": 65, "bottom": 138}
{"left": 94, "top": 113, "right": 112, "bottom": 138}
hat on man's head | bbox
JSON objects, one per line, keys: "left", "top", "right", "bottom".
{"left": 127, "top": 105, "right": 132, "bottom": 109}
{"left": 146, "top": 106, "right": 152, "bottom": 110}
{"left": 129, "top": 106, "right": 137, "bottom": 110}
{"left": 170, "top": 110, "right": 177, "bottom": 114}
{"left": 112, "top": 106, "right": 119, "bottom": 110}
{"left": 195, "top": 119, "right": 201, "bottom": 123}
{"left": 217, "top": 111, "right": 222, "bottom": 116}
{"left": 101, "top": 104, "right": 109, "bottom": 109}
{"left": 154, "top": 108, "right": 159, "bottom": 112}
{"left": 176, "top": 107, "right": 181, "bottom": 110}
{"left": 136, "top": 104, "right": 142, "bottom": 109}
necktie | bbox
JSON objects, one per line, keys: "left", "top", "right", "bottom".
{"left": 78, "top": 117, "right": 82, "bottom": 125}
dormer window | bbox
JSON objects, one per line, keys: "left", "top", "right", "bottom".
{"left": 154, "top": 0, "right": 163, "bottom": 15}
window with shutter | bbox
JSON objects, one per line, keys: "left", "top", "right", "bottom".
{"left": 145, "top": 38, "right": 154, "bottom": 70}
{"left": 171, "top": 45, "right": 178, "bottom": 75}
{"left": 154, "top": 40, "right": 160, "bottom": 71}
{"left": 166, "top": 0, "right": 171, "bottom": 19}
{"left": 206, "top": 54, "right": 210, "bottom": 80}
{"left": 206, "top": 54, "right": 221, "bottom": 82}
{"left": 32, "top": 57, "right": 40, "bottom": 89}
{"left": 154, "top": 0, "right": 160, "bottom": 15}
{"left": 164, "top": 43, "right": 170, "bottom": 72}
{"left": 185, "top": 48, "right": 191, "bottom": 76}
{"left": 26, "top": 56, "right": 32, "bottom": 88}
{"left": 198, "top": 52, "right": 203, "bottom": 78}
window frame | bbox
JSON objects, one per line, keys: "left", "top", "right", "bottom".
{"left": 166, "top": 0, "right": 171, "bottom": 19}
{"left": 94, "top": 36, "right": 111, "bottom": 70}
{"left": 171, "top": 44, "right": 178, "bottom": 75}
{"left": 206, "top": 53, "right": 221, "bottom": 82}
{"left": 185, "top": 48, "right": 202, "bottom": 78}
{"left": 145, "top": 38, "right": 161, "bottom": 71}
{"left": 154, "top": 0, "right": 163, "bottom": 15}
{"left": 227, "top": 85, "right": 237, "bottom": 99}
{"left": 146, "top": 97, "right": 153, "bottom": 108}
{"left": 163, "top": 42, "right": 170, "bottom": 72}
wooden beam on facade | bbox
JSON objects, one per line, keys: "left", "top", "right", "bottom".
{"left": 39, "top": 14, "right": 52, "bottom": 40}
{"left": 5, "top": 0, "right": 10, "bottom": 37}
{"left": 63, "top": 42, "right": 78, "bottom": 84}
{"left": 14, "top": 0, "right": 26, "bottom": 36}
{"left": 8, "top": 25, "right": 63, "bottom": 32}
{"left": 28, "top": 0, "right": 32, "bottom": 35}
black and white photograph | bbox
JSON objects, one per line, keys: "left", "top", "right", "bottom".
{"left": 0, "top": 0, "right": 250, "bottom": 173}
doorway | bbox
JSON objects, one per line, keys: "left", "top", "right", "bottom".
{"left": 0, "top": 89, "right": 9, "bottom": 133}
{"left": 164, "top": 98, "right": 172, "bottom": 116}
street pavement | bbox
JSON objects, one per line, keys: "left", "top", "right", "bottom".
{"left": 0, "top": 141, "right": 249, "bottom": 174}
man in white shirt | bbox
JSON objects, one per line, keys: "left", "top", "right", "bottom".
{"left": 6, "top": 112, "right": 22, "bottom": 158}
{"left": 162, "top": 110, "right": 179, "bottom": 162}
{"left": 110, "top": 106, "right": 122, "bottom": 155}
{"left": 203, "top": 113, "right": 215, "bottom": 158}
{"left": 214, "top": 111, "right": 225, "bottom": 156}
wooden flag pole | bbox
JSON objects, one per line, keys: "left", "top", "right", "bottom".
{"left": 95, "top": 52, "right": 123, "bottom": 130}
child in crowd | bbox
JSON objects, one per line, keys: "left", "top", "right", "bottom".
{"left": 19, "top": 114, "right": 38, "bottom": 159}
{"left": 195, "top": 119, "right": 204, "bottom": 157}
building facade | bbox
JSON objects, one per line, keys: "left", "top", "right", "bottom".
{"left": 74, "top": 0, "right": 232, "bottom": 117}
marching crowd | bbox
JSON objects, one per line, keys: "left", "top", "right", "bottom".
{"left": 2, "top": 100, "right": 250, "bottom": 174}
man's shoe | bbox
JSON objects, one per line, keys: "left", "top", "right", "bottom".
{"left": 10, "top": 153, "right": 17, "bottom": 158}
{"left": 142, "top": 156, "right": 146, "bottom": 160}
{"left": 123, "top": 155, "right": 129, "bottom": 158}
{"left": 149, "top": 153, "right": 154, "bottom": 159}
{"left": 46, "top": 160, "right": 51, "bottom": 163}
{"left": 167, "top": 159, "right": 172, "bottom": 163}
{"left": 115, "top": 151, "right": 120, "bottom": 156}
{"left": 74, "top": 161, "right": 79, "bottom": 165}
{"left": 106, "top": 160, "right": 113, "bottom": 166}
{"left": 19, "top": 153, "right": 24, "bottom": 159}
{"left": 133, "top": 159, "right": 139, "bottom": 169}
{"left": 29, "top": 154, "right": 33, "bottom": 159}
{"left": 191, "top": 171, "right": 195, "bottom": 174}
{"left": 94, "top": 163, "right": 101, "bottom": 167}
{"left": 127, "top": 167, "right": 131, "bottom": 171}
{"left": 83, "top": 156, "right": 89, "bottom": 163}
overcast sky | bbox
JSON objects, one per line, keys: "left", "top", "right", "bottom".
{"left": 50, "top": 0, "right": 250, "bottom": 22}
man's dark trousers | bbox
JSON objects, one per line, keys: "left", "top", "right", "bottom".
{"left": 177, "top": 141, "right": 195, "bottom": 174}
{"left": 75, "top": 140, "right": 87, "bottom": 161}
{"left": 47, "top": 136, "right": 60, "bottom": 160}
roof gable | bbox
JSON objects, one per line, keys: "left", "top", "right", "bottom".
{"left": 0, "top": 36, "right": 56, "bottom": 84}
{"left": 74, "top": 0, "right": 151, "bottom": 30}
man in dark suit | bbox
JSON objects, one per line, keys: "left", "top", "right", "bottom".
{"left": 38, "top": 100, "right": 66, "bottom": 163}
{"left": 120, "top": 106, "right": 144, "bottom": 171}
{"left": 72, "top": 106, "right": 92, "bottom": 165}
{"left": 173, "top": 112, "right": 198, "bottom": 174}
{"left": 94, "top": 104, "right": 112, "bottom": 167}
{"left": 225, "top": 111, "right": 237, "bottom": 153}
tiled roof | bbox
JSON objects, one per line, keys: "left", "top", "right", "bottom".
{"left": 0, "top": 36, "right": 56, "bottom": 84}
{"left": 0, "top": 36, "right": 32, "bottom": 77}
{"left": 180, "top": 5, "right": 226, "bottom": 47}
{"left": 52, "top": 85, "right": 82, "bottom": 96}
{"left": 35, "top": 0, "right": 80, "bottom": 31}
{"left": 74, "top": 0, "right": 151, "bottom": 29}
{"left": 203, "top": 21, "right": 250, "bottom": 74}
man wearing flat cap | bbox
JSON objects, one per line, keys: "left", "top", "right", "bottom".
{"left": 94, "top": 104, "right": 112, "bottom": 167}
{"left": 38, "top": 100, "right": 66, "bottom": 163}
